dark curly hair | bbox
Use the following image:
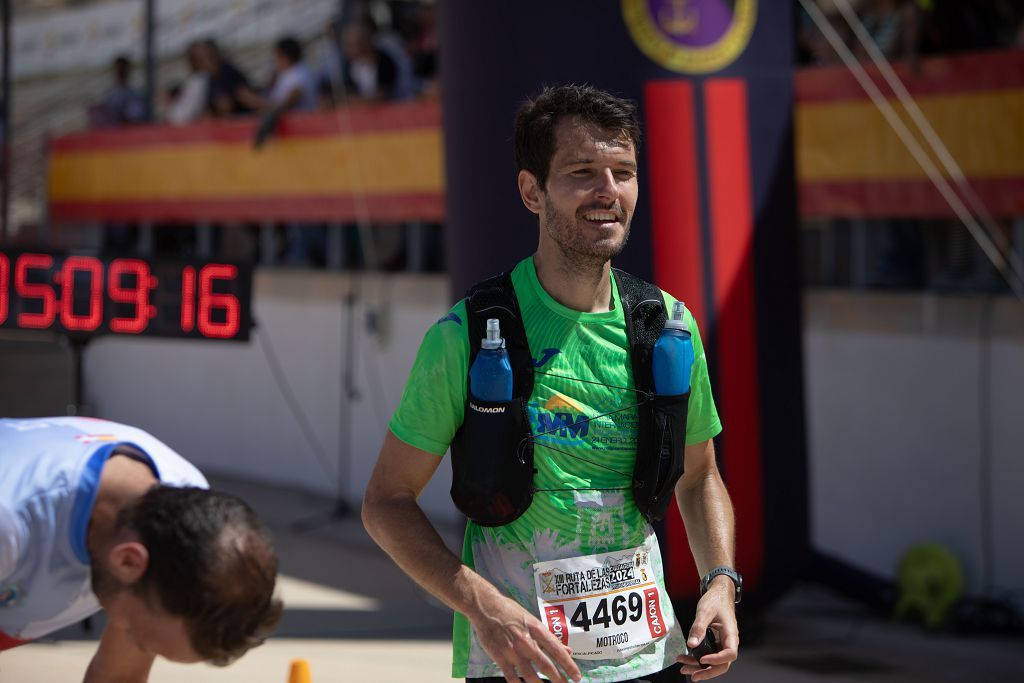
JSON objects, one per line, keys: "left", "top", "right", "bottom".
{"left": 514, "top": 84, "right": 642, "bottom": 189}
{"left": 119, "top": 486, "right": 283, "bottom": 665}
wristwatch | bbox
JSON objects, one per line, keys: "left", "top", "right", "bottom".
{"left": 699, "top": 567, "right": 742, "bottom": 604}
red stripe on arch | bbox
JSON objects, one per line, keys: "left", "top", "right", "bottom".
{"left": 643, "top": 81, "right": 706, "bottom": 328}
{"left": 643, "top": 80, "right": 706, "bottom": 598}
{"left": 704, "top": 78, "right": 763, "bottom": 592}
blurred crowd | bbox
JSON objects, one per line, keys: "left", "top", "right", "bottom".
{"left": 89, "top": 1, "right": 438, "bottom": 129}
{"left": 85, "top": 2, "right": 441, "bottom": 271}
{"left": 89, "top": 0, "right": 1024, "bottom": 127}
{"left": 798, "top": 0, "right": 1024, "bottom": 66}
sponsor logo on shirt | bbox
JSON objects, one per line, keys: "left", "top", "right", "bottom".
{"left": 536, "top": 393, "right": 589, "bottom": 440}
{"left": 532, "top": 348, "right": 560, "bottom": 368}
{"left": 436, "top": 312, "right": 462, "bottom": 326}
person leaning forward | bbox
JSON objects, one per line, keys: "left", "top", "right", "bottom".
{"left": 0, "top": 416, "right": 282, "bottom": 682}
{"left": 362, "top": 84, "right": 739, "bottom": 683}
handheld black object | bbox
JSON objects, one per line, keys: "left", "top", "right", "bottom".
{"left": 690, "top": 628, "right": 720, "bottom": 668}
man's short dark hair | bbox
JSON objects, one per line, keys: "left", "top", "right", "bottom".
{"left": 275, "top": 37, "right": 303, "bottom": 65}
{"left": 514, "top": 84, "right": 642, "bottom": 189}
{"left": 120, "top": 486, "right": 283, "bottom": 665}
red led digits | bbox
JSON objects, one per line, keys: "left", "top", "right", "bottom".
{"left": 59, "top": 256, "right": 104, "bottom": 332}
{"left": 108, "top": 259, "right": 156, "bottom": 334}
{"left": 0, "top": 253, "right": 8, "bottom": 325}
{"left": 181, "top": 266, "right": 196, "bottom": 333}
{"left": 15, "top": 253, "right": 57, "bottom": 329}
{"left": 0, "top": 249, "right": 246, "bottom": 341}
{"left": 197, "top": 264, "right": 240, "bottom": 338}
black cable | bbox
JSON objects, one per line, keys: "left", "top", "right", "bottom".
{"left": 255, "top": 320, "right": 337, "bottom": 481}
{"left": 534, "top": 441, "right": 632, "bottom": 478}
{"left": 535, "top": 370, "right": 650, "bottom": 398}
{"left": 526, "top": 371, "right": 654, "bottom": 493}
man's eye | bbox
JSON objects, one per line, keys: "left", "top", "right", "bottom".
{"left": 571, "top": 169, "right": 592, "bottom": 177}
{"left": 615, "top": 171, "right": 635, "bottom": 180}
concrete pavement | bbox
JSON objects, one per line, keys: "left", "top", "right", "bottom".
{"left": 3, "top": 474, "right": 1022, "bottom": 682}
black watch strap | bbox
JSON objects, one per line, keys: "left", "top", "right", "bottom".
{"left": 699, "top": 566, "right": 742, "bottom": 604}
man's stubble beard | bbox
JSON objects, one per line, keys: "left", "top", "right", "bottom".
{"left": 541, "top": 193, "right": 631, "bottom": 274}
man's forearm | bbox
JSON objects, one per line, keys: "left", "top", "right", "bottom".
{"left": 362, "top": 492, "right": 499, "bottom": 620}
{"left": 676, "top": 467, "right": 736, "bottom": 577}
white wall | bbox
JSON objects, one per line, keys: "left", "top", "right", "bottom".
{"left": 803, "top": 291, "right": 1024, "bottom": 601}
{"left": 85, "top": 270, "right": 461, "bottom": 525}
{"left": 84, "top": 273, "right": 1024, "bottom": 600}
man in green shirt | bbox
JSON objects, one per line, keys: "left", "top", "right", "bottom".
{"left": 363, "top": 85, "right": 739, "bottom": 683}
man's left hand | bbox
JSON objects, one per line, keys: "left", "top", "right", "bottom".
{"left": 676, "top": 577, "right": 739, "bottom": 681}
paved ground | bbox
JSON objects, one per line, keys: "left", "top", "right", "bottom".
{"left": 3, "top": 475, "right": 1022, "bottom": 682}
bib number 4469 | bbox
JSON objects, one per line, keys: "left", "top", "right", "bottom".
{"left": 569, "top": 593, "right": 643, "bottom": 631}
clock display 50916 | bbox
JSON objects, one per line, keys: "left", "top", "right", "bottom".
{"left": 0, "top": 249, "right": 252, "bottom": 342}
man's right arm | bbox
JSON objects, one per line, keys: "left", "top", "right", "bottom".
{"left": 361, "top": 431, "right": 580, "bottom": 683}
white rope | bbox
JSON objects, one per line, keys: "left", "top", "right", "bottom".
{"left": 798, "top": 0, "right": 1024, "bottom": 301}
{"left": 831, "top": 0, "right": 1024, "bottom": 287}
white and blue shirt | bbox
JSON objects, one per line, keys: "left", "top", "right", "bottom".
{"left": 0, "top": 417, "right": 207, "bottom": 644}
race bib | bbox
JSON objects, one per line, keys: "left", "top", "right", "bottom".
{"left": 533, "top": 545, "right": 669, "bottom": 660}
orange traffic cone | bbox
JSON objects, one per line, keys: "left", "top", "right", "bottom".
{"left": 288, "top": 659, "right": 312, "bottom": 683}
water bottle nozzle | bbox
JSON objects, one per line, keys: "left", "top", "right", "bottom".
{"left": 482, "top": 318, "right": 505, "bottom": 349}
{"left": 665, "top": 301, "right": 689, "bottom": 331}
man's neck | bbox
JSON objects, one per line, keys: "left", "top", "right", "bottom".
{"left": 87, "top": 453, "right": 158, "bottom": 556}
{"left": 532, "top": 248, "right": 613, "bottom": 313}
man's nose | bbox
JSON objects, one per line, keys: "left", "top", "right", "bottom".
{"left": 594, "top": 169, "right": 617, "bottom": 201}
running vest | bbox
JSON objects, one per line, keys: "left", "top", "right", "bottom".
{"left": 449, "top": 268, "right": 690, "bottom": 526}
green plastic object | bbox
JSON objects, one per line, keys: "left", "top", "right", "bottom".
{"left": 894, "top": 543, "right": 965, "bottom": 629}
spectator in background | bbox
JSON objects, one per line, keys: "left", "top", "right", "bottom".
{"left": 266, "top": 37, "right": 318, "bottom": 113}
{"left": 165, "top": 41, "right": 209, "bottom": 126}
{"left": 256, "top": 37, "right": 322, "bottom": 264}
{"left": 397, "top": 2, "right": 439, "bottom": 98}
{"left": 89, "top": 55, "right": 145, "bottom": 127}
{"left": 252, "top": 36, "right": 317, "bottom": 147}
{"left": 340, "top": 18, "right": 400, "bottom": 102}
{"left": 199, "top": 39, "right": 257, "bottom": 118}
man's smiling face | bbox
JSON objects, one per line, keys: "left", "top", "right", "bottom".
{"left": 536, "top": 116, "right": 639, "bottom": 268}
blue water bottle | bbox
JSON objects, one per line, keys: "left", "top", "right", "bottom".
{"left": 653, "top": 301, "right": 694, "bottom": 396}
{"left": 469, "top": 318, "right": 513, "bottom": 401}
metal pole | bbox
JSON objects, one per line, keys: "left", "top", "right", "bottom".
{"left": 1, "top": 0, "right": 11, "bottom": 242}
{"left": 143, "top": 0, "right": 156, "bottom": 121}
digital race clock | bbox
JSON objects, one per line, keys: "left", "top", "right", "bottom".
{"left": 0, "top": 249, "right": 252, "bottom": 342}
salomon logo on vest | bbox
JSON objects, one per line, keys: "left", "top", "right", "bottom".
{"left": 470, "top": 402, "right": 506, "bottom": 414}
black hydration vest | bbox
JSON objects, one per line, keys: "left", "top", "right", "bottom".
{"left": 449, "top": 268, "right": 690, "bottom": 527}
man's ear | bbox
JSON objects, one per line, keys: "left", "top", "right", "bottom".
{"left": 106, "top": 541, "right": 150, "bottom": 585}
{"left": 518, "top": 169, "right": 544, "bottom": 215}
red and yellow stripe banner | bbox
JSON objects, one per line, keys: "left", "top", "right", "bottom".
{"left": 48, "top": 101, "right": 445, "bottom": 223}
{"left": 48, "top": 51, "right": 1022, "bottom": 223}
{"left": 795, "top": 49, "right": 1024, "bottom": 218}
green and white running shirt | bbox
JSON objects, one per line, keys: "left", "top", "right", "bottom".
{"left": 390, "top": 257, "right": 722, "bottom": 681}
